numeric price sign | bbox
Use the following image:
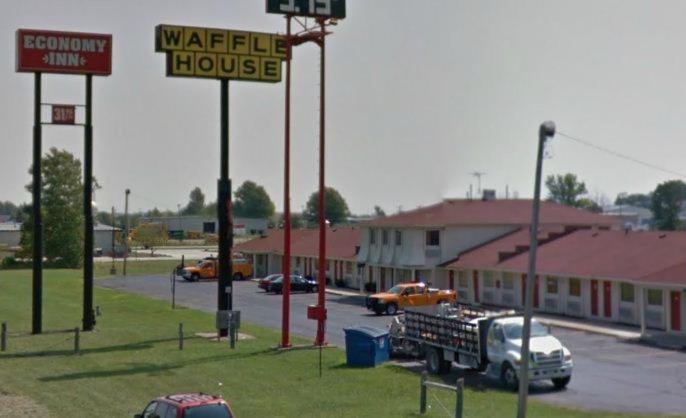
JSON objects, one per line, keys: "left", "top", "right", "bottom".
{"left": 266, "top": 0, "right": 346, "bottom": 19}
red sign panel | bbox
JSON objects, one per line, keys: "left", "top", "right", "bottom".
{"left": 16, "top": 29, "right": 112, "bottom": 76}
{"left": 52, "top": 105, "right": 76, "bottom": 125}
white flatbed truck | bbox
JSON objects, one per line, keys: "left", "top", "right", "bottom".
{"left": 392, "top": 303, "right": 573, "bottom": 390}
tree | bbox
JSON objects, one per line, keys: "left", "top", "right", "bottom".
{"left": 0, "top": 201, "right": 18, "bottom": 220}
{"left": 373, "top": 205, "right": 386, "bottom": 217}
{"left": 577, "top": 198, "right": 602, "bottom": 213}
{"left": 545, "top": 173, "right": 588, "bottom": 207}
{"left": 182, "top": 187, "right": 205, "bottom": 215}
{"left": 304, "top": 187, "right": 351, "bottom": 226}
{"left": 233, "top": 181, "right": 275, "bottom": 219}
{"left": 19, "top": 148, "right": 84, "bottom": 267}
{"left": 131, "top": 223, "right": 168, "bottom": 255}
{"left": 651, "top": 180, "right": 686, "bottom": 231}
{"left": 615, "top": 192, "right": 652, "bottom": 208}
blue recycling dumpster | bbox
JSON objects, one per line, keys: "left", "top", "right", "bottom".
{"left": 343, "top": 326, "right": 390, "bottom": 367}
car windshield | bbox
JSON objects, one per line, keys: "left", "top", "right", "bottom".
{"left": 183, "top": 404, "right": 232, "bottom": 418}
{"left": 272, "top": 277, "right": 283, "bottom": 284}
{"left": 264, "top": 274, "right": 281, "bottom": 281}
{"left": 387, "top": 286, "right": 404, "bottom": 294}
{"left": 503, "top": 321, "right": 549, "bottom": 340}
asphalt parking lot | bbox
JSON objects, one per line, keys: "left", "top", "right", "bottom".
{"left": 100, "top": 275, "right": 686, "bottom": 415}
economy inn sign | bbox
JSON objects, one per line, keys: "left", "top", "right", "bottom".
{"left": 16, "top": 29, "right": 112, "bottom": 75}
{"left": 155, "top": 24, "right": 286, "bottom": 82}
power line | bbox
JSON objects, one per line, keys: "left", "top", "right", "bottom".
{"left": 557, "top": 131, "right": 686, "bottom": 179}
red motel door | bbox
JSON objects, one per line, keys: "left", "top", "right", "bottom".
{"left": 671, "top": 291, "right": 681, "bottom": 331}
{"left": 520, "top": 274, "right": 539, "bottom": 307}
{"left": 603, "top": 281, "right": 612, "bottom": 318}
{"left": 449, "top": 270, "right": 455, "bottom": 290}
{"left": 591, "top": 280, "right": 599, "bottom": 316}
{"left": 473, "top": 271, "right": 480, "bottom": 303}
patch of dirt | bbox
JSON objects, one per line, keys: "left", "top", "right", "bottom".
{"left": 0, "top": 391, "right": 50, "bottom": 417}
{"left": 195, "top": 332, "right": 255, "bottom": 341}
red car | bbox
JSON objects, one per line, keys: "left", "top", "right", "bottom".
{"left": 134, "top": 393, "right": 234, "bottom": 418}
{"left": 257, "top": 274, "right": 282, "bottom": 291}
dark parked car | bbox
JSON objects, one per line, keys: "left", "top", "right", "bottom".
{"left": 268, "top": 275, "right": 318, "bottom": 294}
{"left": 134, "top": 393, "right": 234, "bottom": 418}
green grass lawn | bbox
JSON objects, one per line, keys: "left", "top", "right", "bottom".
{"left": 94, "top": 259, "right": 199, "bottom": 278}
{"left": 0, "top": 269, "right": 674, "bottom": 418}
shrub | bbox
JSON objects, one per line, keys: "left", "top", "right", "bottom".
{"left": 334, "top": 278, "right": 346, "bottom": 288}
{"left": 1, "top": 256, "right": 17, "bottom": 268}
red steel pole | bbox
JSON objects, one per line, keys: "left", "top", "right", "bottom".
{"left": 280, "top": 15, "right": 293, "bottom": 348}
{"left": 315, "top": 18, "right": 327, "bottom": 347}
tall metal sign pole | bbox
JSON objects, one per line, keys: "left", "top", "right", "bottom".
{"left": 280, "top": 15, "right": 293, "bottom": 348}
{"left": 155, "top": 24, "right": 286, "bottom": 340}
{"left": 218, "top": 78, "right": 232, "bottom": 337}
{"left": 315, "top": 16, "right": 328, "bottom": 346}
{"left": 517, "top": 121, "right": 556, "bottom": 418}
{"left": 32, "top": 72, "right": 42, "bottom": 335}
{"left": 267, "top": 0, "right": 346, "bottom": 347}
{"left": 83, "top": 74, "right": 96, "bottom": 330}
{"left": 16, "top": 29, "right": 112, "bottom": 334}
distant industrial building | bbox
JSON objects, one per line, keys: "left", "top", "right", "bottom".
{"left": 0, "top": 222, "right": 22, "bottom": 247}
{"left": 140, "top": 216, "right": 268, "bottom": 237}
{"left": 0, "top": 222, "right": 120, "bottom": 255}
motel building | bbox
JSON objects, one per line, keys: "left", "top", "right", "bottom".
{"left": 356, "top": 198, "right": 616, "bottom": 292}
{"left": 235, "top": 227, "right": 364, "bottom": 288}
{"left": 441, "top": 228, "right": 686, "bottom": 335}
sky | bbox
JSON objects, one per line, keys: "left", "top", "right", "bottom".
{"left": 3, "top": 0, "right": 686, "bottom": 215}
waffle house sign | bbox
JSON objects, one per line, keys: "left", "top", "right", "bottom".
{"left": 155, "top": 24, "right": 286, "bottom": 82}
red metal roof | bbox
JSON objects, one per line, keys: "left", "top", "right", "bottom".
{"left": 449, "top": 229, "right": 686, "bottom": 286}
{"left": 365, "top": 199, "right": 617, "bottom": 228}
{"left": 235, "top": 227, "right": 360, "bottom": 261}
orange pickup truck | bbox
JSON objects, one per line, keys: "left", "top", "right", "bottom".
{"left": 181, "top": 256, "right": 253, "bottom": 282}
{"left": 365, "top": 282, "right": 457, "bottom": 315}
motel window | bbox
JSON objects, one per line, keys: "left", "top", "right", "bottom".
{"left": 483, "top": 271, "right": 495, "bottom": 288}
{"left": 502, "top": 273, "right": 514, "bottom": 290}
{"left": 345, "top": 262, "right": 353, "bottom": 274}
{"left": 395, "top": 231, "right": 402, "bottom": 246}
{"left": 458, "top": 271, "right": 469, "bottom": 288}
{"left": 382, "top": 230, "right": 389, "bottom": 245}
{"left": 647, "top": 289, "right": 663, "bottom": 306}
{"left": 546, "top": 278, "right": 558, "bottom": 294}
{"left": 620, "top": 283, "right": 635, "bottom": 303}
{"left": 370, "top": 229, "right": 376, "bottom": 244}
{"left": 426, "top": 230, "right": 440, "bottom": 246}
{"left": 568, "top": 278, "right": 581, "bottom": 297}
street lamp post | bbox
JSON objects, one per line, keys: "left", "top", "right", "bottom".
{"left": 517, "top": 121, "right": 556, "bottom": 418}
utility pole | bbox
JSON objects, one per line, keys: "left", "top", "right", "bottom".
{"left": 123, "top": 189, "right": 130, "bottom": 276}
{"left": 517, "top": 121, "right": 556, "bottom": 418}
{"left": 110, "top": 206, "right": 116, "bottom": 275}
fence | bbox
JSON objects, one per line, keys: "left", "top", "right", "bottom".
{"left": 420, "top": 371, "right": 464, "bottom": 418}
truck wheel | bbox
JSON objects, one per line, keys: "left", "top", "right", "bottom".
{"left": 233, "top": 272, "right": 244, "bottom": 281}
{"left": 386, "top": 303, "right": 398, "bottom": 315}
{"left": 501, "top": 363, "right": 519, "bottom": 391}
{"left": 192, "top": 274, "right": 200, "bottom": 282}
{"left": 552, "top": 376, "right": 571, "bottom": 389}
{"left": 425, "top": 347, "right": 450, "bottom": 375}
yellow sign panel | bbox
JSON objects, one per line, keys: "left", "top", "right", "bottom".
{"left": 155, "top": 24, "right": 285, "bottom": 82}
